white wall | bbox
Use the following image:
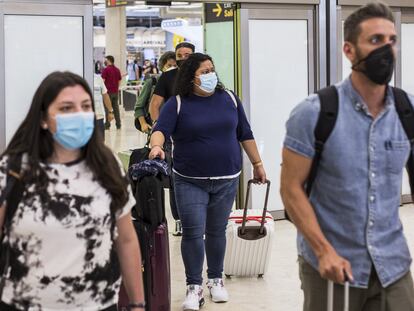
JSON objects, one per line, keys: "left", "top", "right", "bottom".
{"left": 4, "top": 15, "right": 84, "bottom": 144}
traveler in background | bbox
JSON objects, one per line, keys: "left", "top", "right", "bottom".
{"left": 149, "top": 53, "right": 266, "bottom": 311}
{"left": 134, "top": 51, "right": 176, "bottom": 134}
{"left": 127, "top": 59, "right": 138, "bottom": 83}
{"left": 280, "top": 2, "right": 414, "bottom": 311}
{"left": 94, "top": 68, "right": 114, "bottom": 140}
{"left": 134, "top": 60, "right": 143, "bottom": 81}
{"left": 149, "top": 41, "right": 195, "bottom": 236}
{"left": 142, "top": 60, "right": 158, "bottom": 79}
{"left": 95, "top": 60, "right": 103, "bottom": 75}
{"left": 102, "top": 55, "right": 122, "bottom": 130}
{"left": 149, "top": 42, "right": 195, "bottom": 121}
{"left": 0, "top": 71, "right": 145, "bottom": 311}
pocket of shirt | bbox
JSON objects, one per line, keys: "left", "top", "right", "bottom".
{"left": 385, "top": 140, "right": 410, "bottom": 174}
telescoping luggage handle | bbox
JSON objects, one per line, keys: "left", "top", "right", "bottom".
{"left": 327, "top": 279, "right": 349, "bottom": 311}
{"left": 240, "top": 179, "right": 271, "bottom": 236}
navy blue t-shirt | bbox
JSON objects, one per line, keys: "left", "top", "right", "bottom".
{"left": 153, "top": 89, "right": 254, "bottom": 178}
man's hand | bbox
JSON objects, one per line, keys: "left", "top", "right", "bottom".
{"left": 318, "top": 247, "right": 354, "bottom": 284}
{"left": 108, "top": 111, "right": 115, "bottom": 122}
{"left": 141, "top": 122, "right": 152, "bottom": 134}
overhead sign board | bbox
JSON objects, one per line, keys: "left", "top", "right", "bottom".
{"left": 106, "top": 0, "right": 128, "bottom": 7}
{"left": 205, "top": 3, "right": 234, "bottom": 23}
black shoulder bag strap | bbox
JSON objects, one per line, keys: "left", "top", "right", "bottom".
{"left": 0, "top": 155, "right": 24, "bottom": 298}
{"left": 392, "top": 87, "right": 414, "bottom": 201}
{"left": 306, "top": 86, "right": 339, "bottom": 196}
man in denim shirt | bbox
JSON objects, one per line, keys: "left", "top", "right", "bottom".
{"left": 281, "top": 2, "right": 414, "bottom": 310}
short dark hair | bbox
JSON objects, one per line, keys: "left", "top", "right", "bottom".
{"left": 158, "top": 51, "right": 176, "bottom": 70}
{"left": 175, "top": 53, "right": 224, "bottom": 97}
{"left": 3, "top": 71, "right": 129, "bottom": 239}
{"left": 105, "top": 55, "right": 115, "bottom": 64}
{"left": 344, "top": 2, "right": 394, "bottom": 44}
{"left": 175, "top": 42, "right": 195, "bottom": 52}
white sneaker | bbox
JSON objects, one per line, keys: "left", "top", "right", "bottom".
{"left": 182, "top": 284, "right": 205, "bottom": 310}
{"left": 207, "top": 278, "right": 229, "bottom": 303}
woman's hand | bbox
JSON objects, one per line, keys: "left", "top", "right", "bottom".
{"left": 149, "top": 145, "right": 165, "bottom": 160}
{"left": 253, "top": 165, "right": 266, "bottom": 184}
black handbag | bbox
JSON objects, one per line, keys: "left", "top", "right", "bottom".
{"left": 0, "top": 155, "right": 24, "bottom": 298}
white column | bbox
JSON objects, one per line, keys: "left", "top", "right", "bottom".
{"left": 105, "top": 6, "right": 126, "bottom": 75}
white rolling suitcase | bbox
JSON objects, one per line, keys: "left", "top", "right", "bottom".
{"left": 224, "top": 179, "right": 274, "bottom": 278}
{"left": 327, "top": 280, "right": 349, "bottom": 311}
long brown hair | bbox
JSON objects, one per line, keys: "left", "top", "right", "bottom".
{"left": 3, "top": 71, "right": 129, "bottom": 235}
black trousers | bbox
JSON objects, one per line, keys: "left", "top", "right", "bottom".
{"left": 0, "top": 301, "right": 117, "bottom": 311}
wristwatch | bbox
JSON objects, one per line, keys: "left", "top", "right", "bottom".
{"left": 109, "top": 110, "right": 114, "bottom": 114}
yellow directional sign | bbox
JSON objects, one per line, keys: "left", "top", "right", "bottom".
{"left": 212, "top": 4, "right": 223, "bottom": 17}
{"left": 205, "top": 3, "right": 234, "bottom": 23}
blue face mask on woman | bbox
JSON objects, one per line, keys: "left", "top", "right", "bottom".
{"left": 197, "top": 72, "right": 218, "bottom": 93}
{"left": 53, "top": 112, "right": 95, "bottom": 150}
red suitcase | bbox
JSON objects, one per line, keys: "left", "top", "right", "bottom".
{"left": 118, "top": 220, "right": 170, "bottom": 311}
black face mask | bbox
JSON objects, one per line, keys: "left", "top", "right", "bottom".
{"left": 352, "top": 44, "right": 394, "bottom": 85}
{"left": 176, "top": 59, "right": 184, "bottom": 68}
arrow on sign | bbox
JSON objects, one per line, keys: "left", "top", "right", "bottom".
{"left": 212, "top": 3, "right": 222, "bottom": 17}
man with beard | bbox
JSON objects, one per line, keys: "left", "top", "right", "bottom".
{"left": 280, "top": 2, "right": 414, "bottom": 310}
{"left": 149, "top": 42, "right": 195, "bottom": 236}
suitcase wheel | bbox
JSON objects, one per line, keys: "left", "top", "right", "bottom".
{"left": 258, "top": 274, "right": 264, "bottom": 278}
{"left": 225, "top": 274, "right": 231, "bottom": 279}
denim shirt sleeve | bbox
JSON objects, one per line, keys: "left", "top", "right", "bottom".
{"left": 283, "top": 94, "right": 320, "bottom": 159}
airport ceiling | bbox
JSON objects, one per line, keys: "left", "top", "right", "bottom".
{"left": 93, "top": 0, "right": 202, "bottom": 27}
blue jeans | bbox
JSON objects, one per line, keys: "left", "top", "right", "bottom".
{"left": 174, "top": 173, "right": 239, "bottom": 285}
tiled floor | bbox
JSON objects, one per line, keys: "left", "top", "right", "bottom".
{"left": 107, "top": 110, "right": 414, "bottom": 311}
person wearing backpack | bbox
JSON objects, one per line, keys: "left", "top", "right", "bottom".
{"left": 0, "top": 72, "right": 145, "bottom": 311}
{"left": 149, "top": 42, "right": 195, "bottom": 236}
{"left": 149, "top": 53, "right": 266, "bottom": 311}
{"left": 280, "top": 2, "right": 414, "bottom": 311}
{"left": 134, "top": 51, "right": 176, "bottom": 134}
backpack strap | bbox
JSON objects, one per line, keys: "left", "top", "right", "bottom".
{"left": 0, "top": 155, "right": 24, "bottom": 298}
{"left": 392, "top": 87, "right": 414, "bottom": 200}
{"left": 176, "top": 95, "right": 181, "bottom": 115}
{"left": 306, "top": 86, "right": 339, "bottom": 196}
{"left": 285, "top": 86, "right": 339, "bottom": 221}
{"left": 225, "top": 90, "right": 238, "bottom": 108}
{"left": 0, "top": 156, "right": 23, "bottom": 213}
{"left": 151, "top": 76, "right": 157, "bottom": 86}
{"left": 176, "top": 90, "right": 237, "bottom": 116}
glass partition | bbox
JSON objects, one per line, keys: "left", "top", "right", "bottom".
{"left": 401, "top": 22, "right": 414, "bottom": 197}
{"left": 240, "top": 6, "right": 315, "bottom": 216}
{"left": 4, "top": 15, "right": 84, "bottom": 144}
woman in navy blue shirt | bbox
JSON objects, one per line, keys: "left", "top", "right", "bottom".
{"left": 149, "top": 53, "right": 266, "bottom": 311}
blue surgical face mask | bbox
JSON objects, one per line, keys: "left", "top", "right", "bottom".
{"left": 197, "top": 72, "right": 218, "bottom": 93}
{"left": 52, "top": 112, "right": 95, "bottom": 150}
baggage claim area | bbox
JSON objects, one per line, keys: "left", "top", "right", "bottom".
{"left": 1, "top": 0, "right": 414, "bottom": 310}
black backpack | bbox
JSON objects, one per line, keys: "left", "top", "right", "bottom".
{"left": 285, "top": 86, "right": 414, "bottom": 221}
{"left": 133, "top": 174, "right": 166, "bottom": 228}
{"left": 305, "top": 86, "right": 414, "bottom": 199}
